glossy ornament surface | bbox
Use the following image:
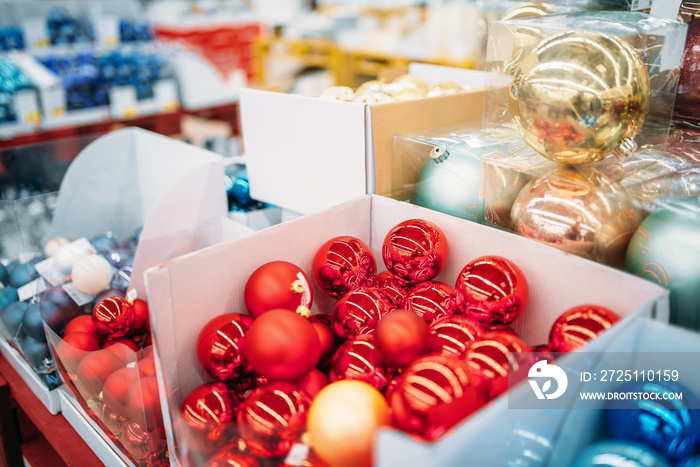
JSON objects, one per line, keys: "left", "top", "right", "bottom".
{"left": 455, "top": 256, "right": 528, "bottom": 329}
{"left": 511, "top": 30, "right": 650, "bottom": 164}
{"left": 237, "top": 382, "right": 311, "bottom": 457}
{"left": 308, "top": 314, "right": 337, "bottom": 369}
{"left": 511, "top": 166, "right": 641, "bottom": 268}
{"left": 429, "top": 314, "right": 482, "bottom": 358}
{"left": 128, "top": 298, "right": 149, "bottom": 336}
{"left": 402, "top": 281, "right": 457, "bottom": 324}
{"left": 245, "top": 261, "right": 313, "bottom": 318}
{"left": 330, "top": 334, "right": 393, "bottom": 391}
{"left": 313, "top": 236, "right": 376, "bottom": 299}
{"left": 71, "top": 255, "right": 112, "bottom": 295}
{"left": 197, "top": 313, "right": 252, "bottom": 382}
{"left": 606, "top": 380, "right": 700, "bottom": 461}
{"left": 92, "top": 297, "right": 135, "bottom": 338}
{"left": 307, "top": 380, "right": 390, "bottom": 467}
{"left": 370, "top": 271, "right": 409, "bottom": 306}
{"left": 120, "top": 422, "right": 162, "bottom": 462}
{"left": 549, "top": 305, "right": 620, "bottom": 353}
{"left": 375, "top": 309, "right": 430, "bottom": 367}
{"left": 389, "top": 354, "right": 486, "bottom": 440}
{"left": 180, "top": 383, "right": 239, "bottom": 455}
{"left": 331, "top": 287, "right": 394, "bottom": 341}
{"left": 571, "top": 440, "right": 671, "bottom": 467}
{"left": 382, "top": 219, "right": 448, "bottom": 284}
{"left": 203, "top": 449, "right": 260, "bottom": 467}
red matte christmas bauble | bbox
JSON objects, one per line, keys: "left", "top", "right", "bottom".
{"left": 312, "top": 236, "right": 376, "bottom": 299}
{"left": 93, "top": 297, "right": 135, "bottom": 339}
{"left": 104, "top": 337, "right": 139, "bottom": 352}
{"left": 128, "top": 299, "right": 150, "bottom": 336}
{"left": 296, "top": 369, "right": 330, "bottom": 399}
{"left": 463, "top": 331, "right": 533, "bottom": 400}
{"left": 370, "top": 271, "right": 409, "bottom": 306}
{"left": 549, "top": 305, "right": 620, "bottom": 353}
{"left": 120, "top": 422, "right": 163, "bottom": 461}
{"left": 389, "top": 354, "right": 486, "bottom": 441}
{"left": 244, "top": 310, "right": 320, "bottom": 382}
{"left": 331, "top": 287, "right": 394, "bottom": 341}
{"left": 103, "top": 339, "right": 139, "bottom": 367}
{"left": 402, "top": 281, "right": 457, "bottom": 324}
{"left": 382, "top": 219, "right": 449, "bottom": 284}
{"left": 375, "top": 309, "right": 430, "bottom": 367}
{"left": 455, "top": 256, "right": 529, "bottom": 329}
{"left": 138, "top": 356, "right": 157, "bottom": 377}
{"left": 237, "top": 382, "right": 311, "bottom": 457}
{"left": 56, "top": 331, "right": 101, "bottom": 373}
{"left": 429, "top": 314, "right": 482, "bottom": 358}
{"left": 245, "top": 261, "right": 313, "bottom": 318}
{"left": 103, "top": 367, "right": 140, "bottom": 418}
{"left": 64, "top": 314, "right": 100, "bottom": 340}
{"left": 126, "top": 376, "right": 163, "bottom": 431}
{"left": 180, "top": 382, "right": 240, "bottom": 455}
{"left": 197, "top": 313, "right": 253, "bottom": 382}
{"left": 308, "top": 315, "right": 337, "bottom": 369}
{"left": 76, "top": 348, "right": 123, "bottom": 396}
{"left": 204, "top": 449, "right": 260, "bottom": 467}
{"left": 330, "top": 334, "right": 393, "bottom": 392}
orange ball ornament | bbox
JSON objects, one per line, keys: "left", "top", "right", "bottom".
{"left": 308, "top": 380, "right": 390, "bottom": 467}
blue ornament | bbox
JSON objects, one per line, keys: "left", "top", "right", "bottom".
{"left": 231, "top": 176, "right": 252, "bottom": 206}
{"left": 677, "top": 455, "right": 700, "bottom": 467}
{"left": 0, "top": 287, "right": 18, "bottom": 311}
{"left": 605, "top": 380, "right": 700, "bottom": 461}
{"left": 0, "top": 263, "right": 8, "bottom": 285}
{"left": 572, "top": 441, "right": 671, "bottom": 467}
{"left": 110, "top": 266, "right": 131, "bottom": 292}
{"left": 91, "top": 232, "right": 117, "bottom": 252}
{"left": 2, "top": 301, "right": 28, "bottom": 337}
{"left": 8, "top": 263, "right": 31, "bottom": 288}
{"left": 21, "top": 335, "right": 50, "bottom": 369}
{"left": 22, "top": 302, "right": 46, "bottom": 342}
{"left": 39, "top": 287, "right": 84, "bottom": 335}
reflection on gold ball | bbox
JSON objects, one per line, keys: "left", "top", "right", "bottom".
{"left": 510, "top": 165, "right": 641, "bottom": 267}
{"left": 500, "top": 2, "right": 557, "bottom": 21}
{"left": 307, "top": 380, "right": 390, "bottom": 467}
{"left": 511, "top": 30, "right": 650, "bottom": 164}
{"left": 354, "top": 80, "right": 383, "bottom": 98}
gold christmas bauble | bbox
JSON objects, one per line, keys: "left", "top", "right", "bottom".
{"left": 391, "top": 74, "right": 429, "bottom": 96}
{"left": 510, "top": 30, "right": 650, "bottom": 165}
{"left": 510, "top": 165, "right": 641, "bottom": 268}
{"left": 354, "top": 80, "right": 383, "bottom": 98}
{"left": 320, "top": 86, "right": 355, "bottom": 102}
{"left": 500, "top": 1, "right": 557, "bottom": 20}
{"left": 307, "top": 380, "right": 390, "bottom": 467}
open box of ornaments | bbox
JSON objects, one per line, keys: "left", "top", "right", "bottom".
{"left": 145, "top": 194, "right": 668, "bottom": 467}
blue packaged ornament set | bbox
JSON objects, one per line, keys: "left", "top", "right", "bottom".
{"left": 0, "top": 58, "right": 33, "bottom": 124}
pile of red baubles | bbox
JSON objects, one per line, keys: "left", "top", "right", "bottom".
{"left": 53, "top": 295, "right": 166, "bottom": 465}
{"left": 181, "top": 219, "right": 621, "bottom": 467}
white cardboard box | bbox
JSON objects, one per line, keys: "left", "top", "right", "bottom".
{"left": 145, "top": 194, "right": 668, "bottom": 466}
{"left": 240, "top": 64, "right": 488, "bottom": 215}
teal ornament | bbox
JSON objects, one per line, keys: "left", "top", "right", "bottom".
{"left": 678, "top": 455, "right": 700, "bottom": 467}
{"left": 625, "top": 198, "right": 700, "bottom": 330}
{"left": 572, "top": 441, "right": 671, "bottom": 467}
{"left": 2, "top": 301, "right": 28, "bottom": 337}
{"left": 0, "top": 287, "right": 18, "bottom": 311}
{"left": 415, "top": 144, "right": 481, "bottom": 222}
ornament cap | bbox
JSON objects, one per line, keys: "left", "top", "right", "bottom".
{"left": 296, "top": 305, "right": 311, "bottom": 318}
{"left": 612, "top": 138, "right": 637, "bottom": 159}
{"left": 430, "top": 145, "right": 450, "bottom": 163}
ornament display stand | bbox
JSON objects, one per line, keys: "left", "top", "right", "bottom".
{"left": 0, "top": 337, "right": 61, "bottom": 415}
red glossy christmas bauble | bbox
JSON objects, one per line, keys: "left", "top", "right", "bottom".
{"left": 429, "top": 314, "right": 482, "bottom": 358}
{"left": 237, "top": 382, "right": 312, "bottom": 457}
{"left": 375, "top": 309, "right": 430, "bottom": 367}
{"left": 98, "top": 401, "right": 128, "bottom": 436}
{"left": 76, "top": 348, "right": 123, "bottom": 396}
{"left": 389, "top": 354, "right": 486, "bottom": 441}
{"left": 204, "top": 448, "right": 260, "bottom": 467}
{"left": 103, "top": 339, "right": 139, "bottom": 367}
{"left": 143, "top": 333, "right": 152, "bottom": 348}
{"left": 463, "top": 331, "right": 533, "bottom": 400}
{"left": 244, "top": 310, "right": 320, "bottom": 382}
{"left": 382, "top": 219, "right": 449, "bottom": 284}
{"left": 180, "top": 382, "right": 240, "bottom": 455}
{"left": 56, "top": 331, "right": 101, "bottom": 373}
{"left": 103, "top": 367, "right": 141, "bottom": 418}
{"left": 120, "top": 422, "right": 163, "bottom": 461}
{"left": 329, "top": 334, "right": 393, "bottom": 392}
{"left": 197, "top": 313, "right": 253, "bottom": 382}
{"left": 455, "top": 256, "right": 529, "bottom": 329}
{"left": 126, "top": 376, "right": 163, "bottom": 431}
{"left": 64, "top": 314, "right": 100, "bottom": 340}
{"left": 331, "top": 287, "right": 394, "bottom": 341}
{"left": 308, "top": 315, "right": 337, "bottom": 369}
{"left": 530, "top": 344, "right": 556, "bottom": 364}
{"left": 93, "top": 297, "right": 135, "bottom": 339}
{"left": 370, "top": 271, "right": 409, "bottom": 306}
{"left": 128, "top": 299, "right": 150, "bottom": 336}
{"left": 549, "top": 305, "right": 620, "bottom": 353}
{"left": 402, "top": 281, "right": 457, "bottom": 324}
{"left": 245, "top": 261, "right": 313, "bottom": 318}
{"left": 312, "top": 236, "right": 376, "bottom": 299}
{"left": 296, "top": 369, "right": 330, "bottom": 399}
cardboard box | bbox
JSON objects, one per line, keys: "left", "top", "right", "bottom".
{"left": 145, "top": 194, "right": 668, "bottom": 466}
{"left": 240, "top": 63, "right": 487, "bottom": 214}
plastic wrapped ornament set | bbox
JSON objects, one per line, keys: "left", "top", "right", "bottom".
{"left": 0, "top": 58, "right": 33, "bottom": 124}
{"left": 178, "top": 217, "right": 621, "bottom": 467}
{"left": 319, "top": 74, "right": 473, "bottom": 105}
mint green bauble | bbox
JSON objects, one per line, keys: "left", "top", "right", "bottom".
{"left": 626, "top": 198, "right": 700, "bottom": 330}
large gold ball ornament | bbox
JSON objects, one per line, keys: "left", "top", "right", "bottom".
{"left": 500, "top": 1, "right": 557, "bottom": 20}
{"left": 510, "top": 30, "right": 650, "bottom": 164}
{"left": 510, "top": 166, "right": 641, "bottom": 268}
{"left": 307, "top": 380, "right": 390, "bottom": 467}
